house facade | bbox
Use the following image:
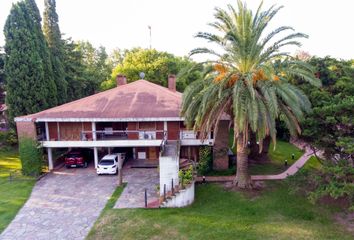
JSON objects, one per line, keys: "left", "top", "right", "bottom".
{"left": 15, "top": 75, "right": 229, "bottom": 170}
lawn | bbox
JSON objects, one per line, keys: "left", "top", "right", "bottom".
{"left": 87, "top": 181, "right": 351, "bottom": 240}
{"left": 0, "top": 147, "right": 35, "bottom": 233}
{"left": 249, "top": 140, "right": 305, "bottom": 175}
{"left": 207, "top": 140, "right": 305, "bottom": 176}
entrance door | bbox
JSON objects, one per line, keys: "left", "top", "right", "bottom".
{"left": 148, "top": 147, "right": 157, "bottom": 160}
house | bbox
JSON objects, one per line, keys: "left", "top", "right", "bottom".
{"left": 14, "top": 74, "right": 229, "bottom": 171}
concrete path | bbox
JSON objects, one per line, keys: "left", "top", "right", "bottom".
{"left": 114, "top": 167, "right": 159, "bottom": 208}
{"left": 196, "top": 146, "right": 315, "bottom": 182}
{"left": 0, "top": 166, "right": 117, "bottom": 240}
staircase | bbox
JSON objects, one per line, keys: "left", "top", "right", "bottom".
{"left": 161, "top": 140, "right": 178, "bottom": 157}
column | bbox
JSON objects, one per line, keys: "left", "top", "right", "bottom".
{"left": 92, "top": 122, "right": 97, "bottom": 140}
{"left": 45, "top": 122, "right": 50, "bottom": 141}
{"left": 94, "top": 147, "right": 98, "bottom": 168}
{"left": 48, "top": 148, "right": 53, "bottom": 170}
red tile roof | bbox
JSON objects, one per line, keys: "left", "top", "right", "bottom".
{"left": 16, "top": 80, "right": 183, "bottom": 121}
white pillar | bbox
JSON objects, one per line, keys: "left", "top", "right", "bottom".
{"left": 45, "top": 122, "right": 50, "bottom": 141}
{"left": 94, "top": 147, "right": 98, "bottom": 168}
{"left": 48, "top": 148, "right": 54, "bottom": 170}
{"left": 92, "top": 122, "right": 97, "bottom": 140}
{"left": 164, "top": 121, "right": 168, "bottom": 140}
{"left": 108, "top": 147, "right": 111, "bottom": 154}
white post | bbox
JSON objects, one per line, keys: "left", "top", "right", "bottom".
{"left": 57, "top": 122, "right": 60, "bottom": 140}
{"left": 94, "top": 147, "right": 98, "bottom": 168}
{"left": 164, "top": 121, "right": 168, "bottom": 140}
{"left": 45, "top": 122, "right": 50, "bottom": 141}
{"left": 48, "top": 148, "right": 54, "bottom": 170}
{"left": 108, "top": 147, "right": 111, "bottom": 154}
{"left": 92, "top": 122, "right": 97, "bottom": 140}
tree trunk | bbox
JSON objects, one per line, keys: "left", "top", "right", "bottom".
{"left": 233, "top": 134, "right": 253, "bottom": 188}
{"left": 249, "top": 135, "right": 271, "bottom": 164}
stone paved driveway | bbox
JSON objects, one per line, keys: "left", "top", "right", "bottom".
{"left": 0, "top": 166, "right": 117, "bottom": 240}
{"left": 114, "top": 167, "right": 159, "bottom": 208}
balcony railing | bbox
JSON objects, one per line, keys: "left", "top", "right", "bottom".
{"left": 179, "top": 130, "right": 212, "bottom": 140}
{"left": 80, "top": 130, "right": 167, "bottom": 141}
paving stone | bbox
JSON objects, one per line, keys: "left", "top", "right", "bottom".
{"left": 0, "top": 166, "right": 117, "bottom": 240}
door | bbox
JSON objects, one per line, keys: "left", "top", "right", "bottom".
{"left": 148, "top": 147, "right": 157, "bottom": 160}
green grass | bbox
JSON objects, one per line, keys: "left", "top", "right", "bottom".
{"left": 0, "top": 148, "right": 35, "bottom": 233}
{"left": 87, "top": 182, "right": 352, "bottom": 240}
{"left": 250, "top": 140, "right": 304, "bottom": 175}
{"left": 208, "top": 140, "right": 305, "bottom": 176}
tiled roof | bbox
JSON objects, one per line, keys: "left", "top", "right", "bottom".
{"left": 16, "top": 80, "right": 182, "bottom": 121}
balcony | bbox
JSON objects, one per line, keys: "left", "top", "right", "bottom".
{"left": 179, "top": 130, "right": 213, "bottom": 146}
{"left": 81, "top": 130, "right": 166, "bottom": 141}
{"left": 41, "top": 130, "right": 167, "bottom": 148}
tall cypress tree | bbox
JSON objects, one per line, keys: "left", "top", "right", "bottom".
{"left": 43, "top": 0, "right": 67, "bottom": 104}
{"left": 4, "top": 0, "right": 57, "bottom": 123}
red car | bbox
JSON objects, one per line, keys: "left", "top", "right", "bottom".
{"left": 64, "top": 150, "right": 89, "bottom": 168}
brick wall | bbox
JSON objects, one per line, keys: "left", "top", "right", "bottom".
{"left": 213, "top": 120, "right": 229, "bottom": 170}
{"left": 16, "top": 121, "right": 37, "bottom": 140}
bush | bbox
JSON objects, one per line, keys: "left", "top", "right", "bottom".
{"left": 198, "top": 146, "right": 212, "bottom": 175}
{"left": 287, "top": 161, "right": 354, "bottom": 210}
{"left": 179, "top": 165, "right": 193, "bottom": 188}
{"left": 19, "top": 138, "right": 43, "bottom": 176}
{"left": 0, "top": 129, "right": 18, "bottom": 146}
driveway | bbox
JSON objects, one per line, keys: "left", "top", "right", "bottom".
{"left": 114, "top": 167, "right": 159, "bottom": 208}
{"left": 0, "top": 166, "right": 117, "bottom": 240}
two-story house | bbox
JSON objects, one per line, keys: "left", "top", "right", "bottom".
{"left": 15, "top": 75, "right": 229, "bottom": 171}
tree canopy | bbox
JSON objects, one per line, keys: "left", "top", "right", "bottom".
{"left": 299, "top": 57, "right": 354, "bottom": 165}
{"left": 181, "top": 1, "right": 320, "bottom": 188}
{"left": 4, "top": 0, "right": 57, "bottom": 123}
{"left": 101, "top": 48, "right": 201, "bottom": 91}
{"left": 43, "top": 0, "right": 68, "bottom": 104}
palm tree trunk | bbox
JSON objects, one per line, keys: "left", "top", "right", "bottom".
{"left": 233, "top": 133, "right": 253, "bottom": 188}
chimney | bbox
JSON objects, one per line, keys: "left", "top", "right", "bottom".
{"left": 168, "top": 74, "right": 176, "bottom": 92}
{"left": 116, "top": 74, "right": 127, "bottom": 87}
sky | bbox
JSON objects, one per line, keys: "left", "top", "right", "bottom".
{"left": 0, "top": 0, "right": 353, "bottom": 61}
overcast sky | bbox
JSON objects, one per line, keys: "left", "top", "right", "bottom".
{"left": 0, "top": 0, "right": 353, "bottom": 61}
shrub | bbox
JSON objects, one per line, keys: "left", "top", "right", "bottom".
{"left": 179, "top": 165, "right": 193, "bottom": 188}
{"left": 19, "top": 138, "right": 43, "bottom": 176}
{"left": 198, "top": 146, "right": 212, "bottom": 175}
{"left": 287, "top": 161, "right": 354, "bottom": 210}
{"left": 0, "top": 129, "right": 18, "bottom": 146}
{"left": 5, "top": 129, "right": 18, "bottom": 145}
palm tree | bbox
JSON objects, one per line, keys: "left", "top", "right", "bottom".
{"left": 181, "top": 1, "right": 321, "bottom": 188}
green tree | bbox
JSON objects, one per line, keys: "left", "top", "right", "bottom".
{"left": 63, "top": 38, "right": 89, "bottom": 101}
{"left": 181, "top": 1, "right": 320, "bottom": 188}
{"left": 75, "top": 41, "right": 112, "bottom": 93}
{"left": 43, "top": 0, "right": 67, "bottom": 104}
{"left": 300, "top": 57, "right": 354, "bottom": 165}
{"left": 101, "top": 48, "right": 201, "bottom": 91}
{"left": 4, "top": 0, "right": 57, "bottom": 124}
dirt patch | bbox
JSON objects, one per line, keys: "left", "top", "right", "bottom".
{"left": 222, "top": 181, "right": 267, "bottom": 199}
{"left": 318, "top": 195, "right": 351, "bottom": 210}
{"left": 334, "top": 212, "right": 354, "bottom": 236}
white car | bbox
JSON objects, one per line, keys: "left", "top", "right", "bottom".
{"left": 97, "top": 154, "right": 118, "bottom": 175}
{"left": 96, "top": 153, "right": 126, "bottom": 175}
